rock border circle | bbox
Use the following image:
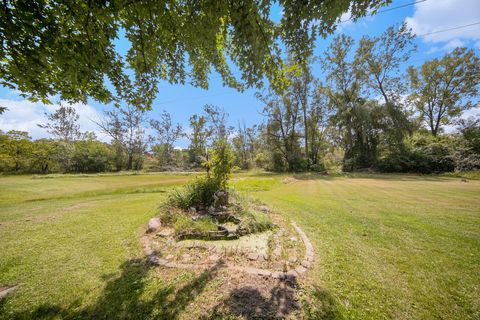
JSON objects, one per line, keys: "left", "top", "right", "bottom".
{"left": 141, "top": 222, "right": 314, "bottom": 280}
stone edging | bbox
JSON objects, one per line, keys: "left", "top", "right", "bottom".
{"left": 0, "top": 285, "right": 19, "bottom": 300}
{"left": 142, "top": 222, "right": 314, "bottom": 279}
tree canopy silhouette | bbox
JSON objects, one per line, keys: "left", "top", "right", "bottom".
{"left": 0, "top": 0, "right": 390, "bottom": 109}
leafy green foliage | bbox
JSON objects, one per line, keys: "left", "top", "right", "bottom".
{"left": 161, "top": 185, "right": 275, "bottom": 238}
{"left": 0, "top": 0, "right": 389, "bottom": 109}
{"left": 164, "top": 177, "right": 221, "bottom": 211}
{"left": 209, "top": 139, "right": 236, "bottom": 189}
{"left": 70, "top": 139, "right": 115, "bottom": 173}
{"left": 0, "top": 130, "right": 33, "bottom": 172}
{"left": 408, "top": 47, "right": 480, "bottom": 136}
{"left": 378, "top": 133, "right": 457, "bottom": 173}
{"left": 0, "top": 131, "right": 117, "bottom": 173}
{"left": 321, "top": 24, "right": 416, "bottom": 171}
{"left": 187, "top": 114, "right": 209, "bottom": 166}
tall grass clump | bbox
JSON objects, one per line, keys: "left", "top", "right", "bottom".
{"left": 164, "top": 177, "right": 220, "bottom": 210}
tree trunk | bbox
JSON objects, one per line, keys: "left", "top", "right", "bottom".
{"left": 127, "top": 153, "right": 133, "bottom": 170}
{"left": 303, "top": 106, "right": 309, "bottom": 170}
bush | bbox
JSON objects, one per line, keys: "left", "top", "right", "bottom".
{"left": 378, "top": 133, "right": 456, "bottom": 173}
{"left": 310, "top": 162, "right": 326, "bottom": 173}
{"left": 209, "top": 139, "right": 235, "bottom": 188}
{"left": 267, "top": 152, "right": 286, "bottom": 172}
{"left": 164, "top": 177, "right": 221, "bottom": 210}
{"left": 70, "top": 140, "right": 115, "bottom": 173}
{"left": 254, "top": 152, "right": 268, "bottom": 168}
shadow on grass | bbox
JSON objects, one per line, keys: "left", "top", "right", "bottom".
{"left": 0, "top": 258, "right": 222, "bottom": 320}
{"left": 202, "top": 277, "right": 300, "bottom": 319}
{"left": 301, "top": 285, "right": 345, "bottom": 320}
{"left": 1, "top": 259, "right": 344, "bottom": 319}
{"left": 202, "top": 278, "right": 345, "bottom": 320}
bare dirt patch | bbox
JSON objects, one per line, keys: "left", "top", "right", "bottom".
{"left": 141, "top": 209, "right": 315, "bottom": 319}
{"left": 153, "top": 261, "right": 302, "bottom": 319}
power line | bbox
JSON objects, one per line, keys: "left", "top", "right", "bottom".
{"left": 340, "top": 0, "right": 427, "bottom": 23}
{"left": 156, "top": 9, "right": 480, "bottom": 104}
{"left": 416, "top": 21, "right": 480, "bottom": 37}
{"left": 376, "top": 0, "right": 427, "bottom": 14}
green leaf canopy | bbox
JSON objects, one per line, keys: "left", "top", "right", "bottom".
{"left": 0, "top": 0, "right": 390, "bottom": 109}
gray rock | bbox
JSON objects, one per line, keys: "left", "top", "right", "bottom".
{"left": 301, "top": 260, "right": 310, "bottom": 268}
{"left": 295, "top": 265, "right": 307, "bottom": 274}
{"left": 256, "top": 269, "right": 271, "bottom": 277}
{"left": 286, "top": 269, "right": 299, "bottom": 278}
{"left": 146, "top": 217, "right": 161, "bottom": 233}
{"left": 213, "top": 189, "right": 228, "bottom": 209}
{"left": 273, "top": 247, "right": 282, "bottom": 257}
{"left": 208, "top": 254, "right": 220, "bottom": 262}
{"left": 158, "top": 228, "right": 174, "bottom": 237}
{"left": 247, "top": 253, "right": 259, "bottom": 261}
{"left": 0, "top": 285, "right": 18, "bottom": 300}
{"left": 258, "top": 205, "right": 270, "bottom": 213}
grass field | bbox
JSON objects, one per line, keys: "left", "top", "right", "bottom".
{"left": 0, "top": 172, "right": 479, "bottom": 319}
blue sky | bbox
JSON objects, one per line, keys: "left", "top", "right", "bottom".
{"left": 1, "top": 0, "right": 479, "bottom": 147}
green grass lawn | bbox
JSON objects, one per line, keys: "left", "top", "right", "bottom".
{"left": 1, "top": 172, "right": 479, "bottom": 319}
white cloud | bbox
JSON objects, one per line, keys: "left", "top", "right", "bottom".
{"left": 405, "top": 0, "right": 480, "bottom": 50}
{"left": 444, "top": 107, "right": 480, "bottom": 133}
{"left": 426, "top": 39, "right": 466, "bottom": 54}
{"left": 0, "top": 98, "right": 109, "bottom": 141}
{"left": 336, "top": 10, "right": 357, "bottom": 32}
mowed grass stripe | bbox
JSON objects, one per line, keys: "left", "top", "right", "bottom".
{"left": 243, "top": 176, "right": 480, "bottom": 319}
{"left": 0, "top": 173, "right": 479, "bottom": 319}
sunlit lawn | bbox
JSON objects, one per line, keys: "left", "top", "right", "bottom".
{"left": 0, "top": 172, "right": 479, "bottom": 319}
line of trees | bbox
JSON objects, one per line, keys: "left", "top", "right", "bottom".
{"left": 0, "top": 103, "right": 234, "bottom": 173}
{"left": 1, "top": 24, "right": 479, "bottom": 174}
{"left": 256, "top": 23, "right": 480, "bottom": 173}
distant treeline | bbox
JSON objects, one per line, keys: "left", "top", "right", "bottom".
{"left": 1, "top": 24, "right": 479, "bottom": 174}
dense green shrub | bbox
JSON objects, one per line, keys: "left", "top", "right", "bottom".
{"left": 378, "top": 134, "right": 456, "bottom": 173}
{"left": 209, "top": 139, "right": 235, "bottom": 188}
{"left": 0, "top": 131, "right": 126, "bottom": 173}
{"left": 310, "top": 162, "right": 326, "bottom": 172}
{"left": 164, "top": 177, "right": 221, "bottom": 210}
{"left": 0, "top": 131, "right": 33, "bottom": 172}
{"left": 70, "top": 140, "right": 115, "bottom": 173}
